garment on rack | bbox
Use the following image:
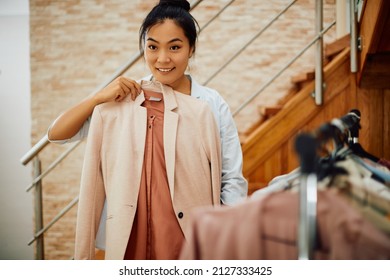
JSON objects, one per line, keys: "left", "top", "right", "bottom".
{"left": 350, "top": 155, "right": 390, "bottom": 186}
{"left": 250, "top": 168, "right": 300, "bottom": 199}
{"left": 179, "top": 110, "right": 390, "bottom": 260}
{"left": 180, "top": 152, "right": 390, "bottom": 260}
{"left": 179, "top": 188, "right": 390, "bottom": 260}
{"left": 327, "top": 155, "right": 390, "bottom": 218}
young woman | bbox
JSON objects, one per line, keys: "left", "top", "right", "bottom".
{"left": 49, "top": 0, "right": 248, "bottom": 259}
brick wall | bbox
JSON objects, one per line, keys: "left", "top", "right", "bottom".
{"left": 29, "top": 0, "right": 336, "bottom": 259}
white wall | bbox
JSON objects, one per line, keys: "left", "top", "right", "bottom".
{"left": 0, "top": 0, "right": 34, "bottom": 259}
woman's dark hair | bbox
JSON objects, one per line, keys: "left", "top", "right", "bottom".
{"left": 139, "top": 0, "right": 199, "bottom": 54}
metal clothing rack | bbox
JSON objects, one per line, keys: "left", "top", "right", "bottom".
{"left": 295, "top": 133, "right": 318, "bottom": 260}
{"left": 294, "top": 109, "right": 361, "bottom": 259}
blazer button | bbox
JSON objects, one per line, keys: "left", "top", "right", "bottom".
{"left": 178, "top": 212, "right": 184, "bottom": 219}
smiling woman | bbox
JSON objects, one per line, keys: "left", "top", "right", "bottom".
{"left": 47, "top": 0, "right": 248, "bottom": 260}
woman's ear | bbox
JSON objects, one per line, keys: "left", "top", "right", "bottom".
{"left": 189, "top": 47, "right": 194, "bottom": 58}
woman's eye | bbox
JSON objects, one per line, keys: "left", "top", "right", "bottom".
{"left": 148, "top": 45, "right": 157, "bottom": 50}
{"left": 170, "top": 46, "right": 180, "bottom": 51}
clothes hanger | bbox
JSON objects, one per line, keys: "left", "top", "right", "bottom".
{"left": 345, "top": 109, "right": 380, "bottom": 162}
{"left": 313, "top": 110, "right": 386, "bottom": 182}
{"left": 338, "top": 109, "right": 390, "bottom": 184}
{"left": 314, "top": 120, "right": 350, "bottom": 182}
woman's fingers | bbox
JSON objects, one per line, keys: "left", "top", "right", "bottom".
{"left": 120, "top": 77, "right": 142, "bottom": 101}
{"left": 96, "top": 76, "right": 142, "bottom": 103}
{"left": 115, "top": 85, "right": 126, "bottom": 102}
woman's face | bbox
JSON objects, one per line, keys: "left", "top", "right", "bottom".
{"left": 144, "top": 19, "right": 193, "bottom": 92}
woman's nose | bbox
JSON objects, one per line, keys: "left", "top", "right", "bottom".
{"left": 157, "top": 51, "right": 170, "bottom": 63}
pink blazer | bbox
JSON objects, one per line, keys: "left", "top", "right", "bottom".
{"left": 75, "top": 81, "right": 221, "bottom": 259}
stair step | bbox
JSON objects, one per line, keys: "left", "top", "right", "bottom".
{"left": 290, "top": 69, "right": 315, "bottom": 85}
{"left": 258, "top": 105, "right": 282, "bottom": 118}
{"left": 325, "top": 34, "right": 350, "bottom": 59}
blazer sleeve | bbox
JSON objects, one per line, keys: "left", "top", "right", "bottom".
{"left": 199, "top": 104, "right": 222, "bottom": 205}
{"left": 74, "top": 107, "right": 106, "bottom": 260}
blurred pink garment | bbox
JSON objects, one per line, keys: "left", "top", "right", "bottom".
{"left": 180, "top": 189, "right": 390, "bottom": 260}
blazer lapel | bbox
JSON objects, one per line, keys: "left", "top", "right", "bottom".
{"left": 132, "top": 92, "right": 147, "bottom": 185}
{"left": 162, "top": 86, "right": 178, "bottom": 200}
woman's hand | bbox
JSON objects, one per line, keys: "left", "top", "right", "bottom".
{"left": 94, "top": 76, "right": 142, "bottom": 104}
{"left": 48, "top": 76, "right": 142, "bottom": 141}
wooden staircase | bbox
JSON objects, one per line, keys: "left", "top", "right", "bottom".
{"left": 239, "top": 35, "right": 353, "bottom": 194}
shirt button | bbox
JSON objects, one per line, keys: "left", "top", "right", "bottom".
{"left": 178, "top": 212, "right": 184, "bottom": 219}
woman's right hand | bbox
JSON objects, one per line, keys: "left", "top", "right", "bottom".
{"left": 48, "top": 76, "right": 142, "bottom": 141}
{"left": 94, "top": 76, "right": 142, "bottom": 104}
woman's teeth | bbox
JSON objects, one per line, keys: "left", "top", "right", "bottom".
{"left": 158, "top": 68, "right": 173, "bottom": 72}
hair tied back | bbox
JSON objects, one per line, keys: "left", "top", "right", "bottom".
{"left": 159, "top": 0, "right": 190, "bottom": 12}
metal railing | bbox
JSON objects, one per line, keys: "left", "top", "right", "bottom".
{"left": 21, "top": 0, "right": 341, "bottom": 259}
{"left": 233, "top": 20, "right": 335, "bottom": 116}
{"left": 315, "top": 0, "right": 324, "bottom": 105}
{"left": 203, "top": 0, "right": 298, "bottom": 87}
{"left": 350, "top": 0, "right": 358, "bottom": 72}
